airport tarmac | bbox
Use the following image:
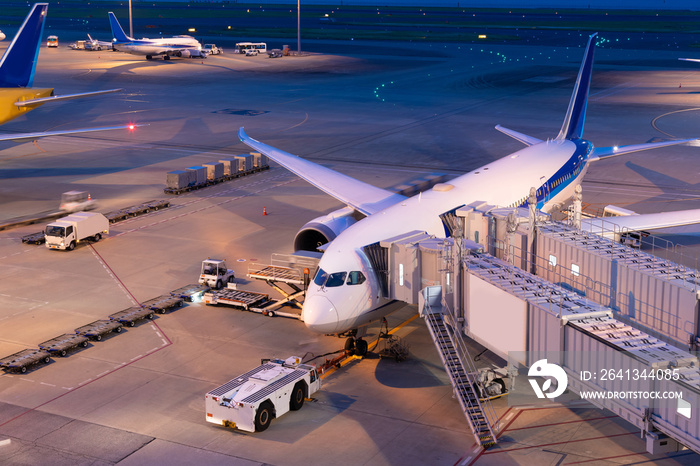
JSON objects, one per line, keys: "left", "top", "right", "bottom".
{"left": 1, "top": 34, "right": 700, "bottom": 465}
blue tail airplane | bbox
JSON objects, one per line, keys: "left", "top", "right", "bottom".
{"left": 0, "top": 4, "right": 138, "bottom": 143}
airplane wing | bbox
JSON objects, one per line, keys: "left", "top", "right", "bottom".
{"left": 582, "top": 209, "right": 700, "bottom": 233}
{"left": 589, "top": 139, "right": 697, "bottom": 161}
{"left": 238, "top": 128, "right": 407, "bottom": 216}
{"left": 0, "top": 123, "right": 144, "bottom": 142}
{"left": 495, "top": 125, "right": 543, "bottom": 146}
{"left": 679, "top": 58, "right": 700, "bottom": 63}
{"left": 14, "top": 89, "right": 123, "bottom": 107}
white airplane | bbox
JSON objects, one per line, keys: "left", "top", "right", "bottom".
{"left": 0, "top": 3, "right": 140, "bottom": 143}
{"left": 108, "top": 12, "right": 206, "bottom": 61}
{"left": 239, "top": 33, "right": 700, "bottom": 354}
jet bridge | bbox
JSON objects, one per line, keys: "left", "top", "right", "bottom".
{"left": 374, "top": 210, "right": 700, "bottom": 454}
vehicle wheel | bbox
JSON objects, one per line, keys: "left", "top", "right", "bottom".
{"left": 44, "top": 356, "right": 50, "bottom": 364}
{"left": 254, "top": 401, "right": 274, "bottom": 432}
{"left": 21, "top": 366, "right": 27, "bottom": 373}
{"left": 355, "top": 339, "right": 368, "bottom": 357}
{"left": 96, "top": 334, "right": 102, "bottom": 341}
{"left": 227, "top": 275, "right": 235, "bottom": 284}
{"left": 267, "top": 310, "right": 275, "bottom": 317}
{"left": 290, "top": 382, "right": 306, "bottom": 411}
{"left": 93, "top": 233, "right": 101, "bottom": 242}
{"left": 129, "top": 321, "right": 135, "bottom": 327}
{"left": 146, "top": 55, "right": 153, "bottom": 60}
{"left": 60, "top": 350, "right": 67, "bottom": 357}
{"left": 215, "top": 280, "right": 222, "bottom": 290}
{"left": 344, "top": 337, "right": 355, "bottom": 355}
{"left": 97, "top": 46, "right": 101, "bottom": 51}
{"left": 67, "top": 241, "right": 75, "bottom": 251}
{"left": 81, "top": 340, "right": 89, "bottom": 348}
{"left": 147, "top": 313, "right": 154, "bottom": 320}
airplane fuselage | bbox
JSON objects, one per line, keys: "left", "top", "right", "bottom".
{"left": 113, "top": 36, "right": 202, "bottom": 57}
{"left": 303, "top": 138, "right": 593, "bottom": 334}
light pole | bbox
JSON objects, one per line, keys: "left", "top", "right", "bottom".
{"left": 129, "top": 0, "right": 133, "bottom": 38}
{"left": 297, "top": 0, "right": 301, "bottom": 54}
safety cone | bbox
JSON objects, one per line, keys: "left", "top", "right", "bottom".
{"left": 263, "top": 207, "right": 267, "bottom": 216}
{"left": 88, "top": 193, "right": 92, "bottom": 201}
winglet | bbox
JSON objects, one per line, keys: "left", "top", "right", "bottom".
{"left": 556, "top": 33, "right": 597, "bottom": 141}
{"left": 108, "top": 12, "right": 131, "bottom": 42}
{"left": 0, "top": 3, "right": 48, "bottom": 88}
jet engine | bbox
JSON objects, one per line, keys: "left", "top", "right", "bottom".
{"left": 176, "top": 50, "right": 191, "bottom": 58}
{"left": 294, "top": 206, "right": 364, "bottom": 251}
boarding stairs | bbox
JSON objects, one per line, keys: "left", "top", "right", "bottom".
{"left": 419, "top": 286, "right": 498, "bottom": 448}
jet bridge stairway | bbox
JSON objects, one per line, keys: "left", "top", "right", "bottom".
{"left": 419, "top": 286, "right": 498, "bottom": 448}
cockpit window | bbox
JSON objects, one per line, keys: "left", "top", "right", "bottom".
{"left": 325, "top": 272, "right": 347, "bottom": 287}
{"left": 313, "top": 268, "right": 328, "bottom": 287}
{"left": 347, "top": 271, "right": 366, "bottom": 285}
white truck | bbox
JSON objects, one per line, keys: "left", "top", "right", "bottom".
{"left": 199, "top": 259, "right": 235, "bottom": 289}
{"left": 45, "top": 212, "right": 109, "bottom": 251}
{"left": 206, "top": 356, "right": 320, "bottom": 432}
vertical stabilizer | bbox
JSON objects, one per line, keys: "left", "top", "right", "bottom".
{"left": 108, "top": 12, "right": 132, "bottom": 42}
{"left": 556, "top": 33, "right": 597, "bottom": 141}
{"left": 0, "top": 3, "right": 48, "bottom": 88}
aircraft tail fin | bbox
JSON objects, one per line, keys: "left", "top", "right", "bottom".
{"left": 556, "top": 33, "right": 597, "bottom": 141}
{"left": 108, "top": 12, "right": 131, "bottom": 42}
{"left": 0, "top": 3, "right": 48, "bottom": 88}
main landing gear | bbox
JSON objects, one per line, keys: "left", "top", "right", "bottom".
{"left": 342, "top": 328, "right": 368, "bottom": 357}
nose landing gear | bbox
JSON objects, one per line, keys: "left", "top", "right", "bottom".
{"left": 342, "top": 328, "right": 369, "bottom": 357}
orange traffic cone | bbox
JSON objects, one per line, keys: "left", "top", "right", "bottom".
{"left": 263, "top": 207, "right": 268, "bottom": 216}
{"left": 88, "top": 193, "right": 92, "bottom": 201}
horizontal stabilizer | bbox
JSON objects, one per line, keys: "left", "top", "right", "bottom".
{"left": 495, "top": 125, "right": 543, "bottom": 146}
{"left": 238, "top": 128, "right": 406, "bottom": 216}
{"left": 589, "top": 138, "right": 697, "bottom": 162}
{"left": 583, "top": 208, "right": 700, "bottom": 233}
{"left": 14, "top": 88, "right": 123, "bottom": 107}
{"left": 0, "top": 123, "right": 146, "bottom": 143}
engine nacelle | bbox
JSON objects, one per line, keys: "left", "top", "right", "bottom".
{"left": 294, "top": 206, "right": 363, "bottom": 252}
{"left": 177, "top": 49, "right": 191, "bottom": 58}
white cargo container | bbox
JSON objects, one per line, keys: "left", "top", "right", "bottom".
{"left": 234, "top": 154, "right": 254, "bottom": 172}
{"left": 203, "top": 162, "right": 224, "bottom": 181}
{"left": 251, "top": 151, "right": 269, "bottom": 168}
{"left": 45, "top": 212, "right": 109, "bottom": 251}
{"left": 218, "top": 159, "right": 238, "bottom": 176}
{"left": 186, "top": 166, "right": 208, "bottom": 185}
{"left": 205, "top": 356, "right": 320, "bottom": 432}
{"left": 166, "top": 170, "right": 195, "bottom": 190}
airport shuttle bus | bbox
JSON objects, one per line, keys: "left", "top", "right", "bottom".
{"left": 236, "top": 42, "right": 267, "bottom": 56}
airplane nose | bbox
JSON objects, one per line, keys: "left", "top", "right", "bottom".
{"left": 303, "top": 294, "right": 339, "bottom": 334}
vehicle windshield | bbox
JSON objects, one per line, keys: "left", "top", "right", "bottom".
{"left": 313, "top": 268, "right": 328, "bottom": 287}
{"left": 45, "top": 225, "right": 65, "bottom": 237}
{"left": 325, "top": 272, "right": 347, "bottom": 287}
{"left": 202, "top": 262, "right": 218, "bottom": 275}
{"left": 346, "top": 271, "right": 366, "bottom": 285}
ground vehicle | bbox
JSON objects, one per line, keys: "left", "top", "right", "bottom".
{"left": 268, "top": 49, "right": 283, "bottom": 58}
{"left": 60, "top": 191, "right": 97, "bottom": 212}
{"left": 205, "top": 356, "right": 320, "bottom": 432}
{"left": 45, "top": 212, "right": 109, "bottom": 251}
{"left": 46, "top": 35, "right": 58, "bottom": 47}
{"left": 236, "top": 42, "right": 266, "bottom": 56}
{"left": 203, "top": 44, "right": 222, "bottom": 55}
{"left": 199, "top": 259, "right": 235, "bottom": 289}
{"left": 69, "top": 40, "right": 85, "bottom": 50}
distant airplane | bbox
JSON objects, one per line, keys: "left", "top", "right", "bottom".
{"left": 108, "top": 12, "right": 207, "bottom": 61}
{"left": 239, "top": 33, "right": 700, "bottom": 354}
{"left": 86, "top": 34, "right": 113, "bottom": 51}
{"left": 0, "top": 3, "right": 139, "bottom": 143}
